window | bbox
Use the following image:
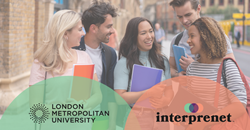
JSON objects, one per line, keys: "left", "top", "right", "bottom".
{"left": 249, "top": 0, "right": 250, "bottom": 13}
{"left": 228, "top": 0, "right": 234, "bottom": 4}
{"left": 120, "top": 0, "right": 125, "bottom": 9}
{"left": 54, "top": 0, "right": 68, "bottom": 13}
{"left": 219, "top": 0, "right": 224, "bottom": 5}
{"left": 201, "top": 0, "right": 205, "bottom": 6}
{"left": 55, "top": 0, "right": 63, "bottom": 4}
{"left": 210, "top": 0, "right": 214, "bottom": 6}
{"left": 238, "top": 0, "right": 244, "bottom": 5}
{"left": 248, "top": 0, "right": 250, "bottom": 13}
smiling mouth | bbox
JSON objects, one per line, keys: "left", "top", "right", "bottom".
{"left": 190, "top": 45, "right": 193, "bottom": 49}
{"left": 145, "top": 40, "right": 153, "bottom": 44}
{"left": 106, "top": 34, "right": 112, "bottom": 38}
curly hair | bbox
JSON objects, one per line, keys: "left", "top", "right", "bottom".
{"left": 191, "top": 17, "right": 227, "bottom": 59}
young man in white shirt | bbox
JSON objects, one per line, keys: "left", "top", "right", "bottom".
{"left": 73, "top": 1, "right": 118, "bottom": 130}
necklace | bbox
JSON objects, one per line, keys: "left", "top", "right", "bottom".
{"left": 140, "top": 59, "right": 147, "bottom": 66}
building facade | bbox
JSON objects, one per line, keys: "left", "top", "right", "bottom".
{"left": 200, "top": 0, "right": 250, "bottom": 14}
{"left": 155, "top": 0, "right": 168, "bottom": 32}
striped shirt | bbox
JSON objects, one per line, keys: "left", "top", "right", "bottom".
{"left": 186, "top": 60, "right": 246, "bottom": 110}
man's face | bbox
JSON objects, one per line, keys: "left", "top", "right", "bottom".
{"left": 155, "top": 23, "right": 160, "bottom": 30}
{"left": 96, "top": 14, "right": 114, "bottom": 43}
{"left": 175, "top": 1, "right": 201, "bottom": 30}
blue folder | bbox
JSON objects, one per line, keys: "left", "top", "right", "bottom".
{"left": 173, "top": 45, "right": 187, "bottom": 72}
{"left": 130, "top": 64, "right": 163, "bottom": 92}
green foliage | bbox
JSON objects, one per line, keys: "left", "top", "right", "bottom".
{"left": 205, "top": 5, "right": 240, "bottom": 20}
{"left": 223, "top": 5, "right": 240, "bottom": 20}
{"left": 206, "top": 5, "right": 223, "bottom": 14}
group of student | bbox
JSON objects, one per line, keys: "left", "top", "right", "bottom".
{"left": 29, "top": 0, "right": 248, "bottom": 129}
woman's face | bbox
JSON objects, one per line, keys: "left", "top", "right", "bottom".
{"left": 137, "top": 21, "right": 154, "bottom": 52}
{"left": 65, "top": 21, "right": 84, "bottom": 48}
{"left": 187, "top": 25, "right": 202, "bottom": 55}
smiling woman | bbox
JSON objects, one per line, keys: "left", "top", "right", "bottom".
{"left": 29, "top": 10, "right": 101, "bottom": 120}
{"left": 114, "top": 17, "right": 173, "bottom": 129}
{"left": 186, "top": 17, "right": 249, "bottom": 130}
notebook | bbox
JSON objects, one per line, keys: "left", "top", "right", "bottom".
{"left": 72, "top": 64, "right": 95, "bottom": 79}
{"left": 172, "top": 45, "right": 187, "bottom": 72}
{"left": 130, "top": 64, "right": 163, "bottom": 92}
{"left": 69, "top": 64, "right": 95, "bottom": 101}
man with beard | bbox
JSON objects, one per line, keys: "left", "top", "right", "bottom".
{"left": 73, "top": 1, "right": 117, "bottom": 130}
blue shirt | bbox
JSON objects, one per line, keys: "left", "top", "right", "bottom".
{"left": 155, "top": 28, "right": 165, "bottom": 41}
{"left": 114, "top": 51, "right": 171, "bottom": 91}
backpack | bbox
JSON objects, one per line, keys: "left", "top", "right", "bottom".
{"left": 174, "top": 31, "right": 184, "bottom": 46}
{"left": 216, "top": 57, "right": 250, "bottom": 117}
{"left": 102, "top": 44, "right": 112, "bottom": 69}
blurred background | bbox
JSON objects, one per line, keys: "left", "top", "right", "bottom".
{"left": 0, "top": 0, "right": 250, "bottom": 116}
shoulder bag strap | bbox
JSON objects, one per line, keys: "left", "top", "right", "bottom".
{"left": 103, "top": 44, "right": 112, "bottom": 69}
{"left": 43, "top": 71, "right": 47, "bottom": 104}
{"left": 214, "top": 58, "right": 228, "bottom": 108}
{"left": 174, "top": 31, "right": 184, "bottom": 46}
{"left": 35, "top": 71, "right": 47, "bottom": 130}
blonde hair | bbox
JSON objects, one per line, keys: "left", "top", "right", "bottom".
{"left": 34, "top": 10, "right": 81, "bottom": 74}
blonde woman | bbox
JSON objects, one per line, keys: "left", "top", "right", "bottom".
{"left": 29, "top": 10, "right": 101, "bottom": 114}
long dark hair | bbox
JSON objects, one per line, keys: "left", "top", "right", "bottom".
{"left": 119, "top": 17, "right": 166, "bottom": 81}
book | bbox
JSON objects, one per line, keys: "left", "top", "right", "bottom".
{"left": 130, "top": 64, "right": 163, "bottom": 92}
{"left": 172, "top": 45, "right": 187, "bottom": 73}
{"left": 72, "top": 64, "right": 95, "bottom": 79}
{"left": 130, "top": 64, "right": 163, "bottom": 109}
{"left": 69, "top": 64, "right": 95, "bottom": 101}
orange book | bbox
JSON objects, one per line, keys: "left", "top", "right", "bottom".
{"left": 73, "top": 64, "right": 95, "bottom": 79}
{"left": 70, "top": 64, "right": 95, "bottom": 101}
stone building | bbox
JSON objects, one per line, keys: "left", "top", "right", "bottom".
{"left": 0, "top": 0, "right": 36, "bottom": 114}
{"left": 0, "top": 0, "right": 141, "bottom": 114}
{"left": 200, "top": 0, "right": 250, "bottom": 14}
{"left": 155, "top": 0, "right": 168, "bottom": 31}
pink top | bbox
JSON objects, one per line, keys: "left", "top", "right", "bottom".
{"left": 29, "top": 50, "right": 94, "bottom": 86}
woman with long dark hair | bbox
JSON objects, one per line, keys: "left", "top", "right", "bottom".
{"left": 114, "top": 17, "right": 172, "bottom": 104}
{"left": 114, "top": 17, "right": 173, "bottom": 129}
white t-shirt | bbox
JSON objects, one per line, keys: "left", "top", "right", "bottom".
{"left": 170, "top": 29, "right": 233, "bottom": 59}
{"left": 85, "top": 44, "right": 103, "bottom": 82}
